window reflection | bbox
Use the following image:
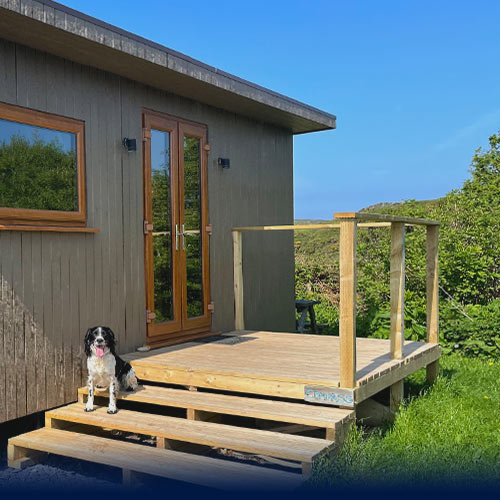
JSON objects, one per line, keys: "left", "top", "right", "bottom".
{"left": 0, "top": 118, "right": 78, "bottom": 211}
{"left": 184, "top": 136, "right": 203, "bottom": 318}
{"left": 151, "top": 129, "right": 174, "bottom": 323}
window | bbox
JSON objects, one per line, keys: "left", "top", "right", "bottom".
{"left": 0, "top": 101, "right": 86, "bottom": 227}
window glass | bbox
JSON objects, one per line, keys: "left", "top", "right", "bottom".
{"left": 183, "top": 135, "right": 203, "bottom": 318}
{"left": 0, "top": 118, "right": 78, "bottom": 212}
{"left": 151, "top": 129, "right": 174, "bottom": 323}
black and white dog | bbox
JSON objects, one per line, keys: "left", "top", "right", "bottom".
{"left": 84, "top": 326, "right": 138, "bottom": 414}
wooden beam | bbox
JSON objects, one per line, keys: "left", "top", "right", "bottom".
{"left": 426, "top": 361, "right": 439, "bottom": 383}
{"left": 0, "top": 224, "right": 99, "bottom": 233}
{"left": 301, "top": 462, "right": 312, "bottom": 477}
{"left": 390, "top": 222, "right": 405, "bottom": 360}
{"left": 122, "top": 469, "right": 141, "bottom": 487}
{"left": 426, "top": 225, "right": 439, "bottom": 343}
{"left": 232, "top": 222, "right": 391, "bottom": 232}
{"left": 390, "top": 379, "right": 404, "bottom": 412}
{"left": 355, "top": 345, "right": 441, "bottom": 402}
{"left": 9, "top": 428, "right": 304, "bottom": 490}
{"left": 7, "top": 443, "right": 46, "bottom": 469}
{"left": 334, "top": 212, "right": 440, "bottom": 226}
{"left": 356, "top": 398, "right": 395, "bottom": 426}
{"left": 234, "top": 224, "right": 339, "bottom": 231}
{"left": 332, "top": 419, "right": 352, "bottom": 450}
{"left": 339, "top": 219, "right": 357, "bottom": 388}
{"left": 232, "top": 230, "right": 244, "bottom": 330}
{"left": 426, "top": 225, "right": 439, "bottom": 383}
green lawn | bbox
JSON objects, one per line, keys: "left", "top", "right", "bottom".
{"left": 311, "top": 354, "right": 500, "bottom": 489}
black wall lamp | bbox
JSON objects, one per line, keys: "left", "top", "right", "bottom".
{"left": 218, "top": 157, "right": 230, "bottom": 169}
{"left": 122, "top": 137, "right": 137, "bottom": 152}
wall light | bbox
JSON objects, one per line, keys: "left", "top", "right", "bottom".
{"left": 218, "top": 157, "right": 230, "bottom": 169}
{"left": 122, "top": 137, "right": 137, "bottom": 152}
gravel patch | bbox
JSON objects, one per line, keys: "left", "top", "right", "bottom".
{"left": 0, "top": 449, "right": 123, "bottom": 492}
{"left": 0, "top": 462, "right": 122, "bottom": 491}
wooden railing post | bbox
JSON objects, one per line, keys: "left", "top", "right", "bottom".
{"left": 339, "top": 219, "right": 357, "bottom": 388}
{"left": 389, "top": 222, "right": 405, "bottom": 410}
{"left": 390, "top": 222, "right": 405, "bottom": 359}
{"left": 232, "top": 230, "right": 245, "bottom": 330}
{"left": 426, "top": 225, "right": 439, "bottom": 382}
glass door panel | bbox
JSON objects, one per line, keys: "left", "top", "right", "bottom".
{"left": 179, "top": 121, "right": 210, "bottom": 333}
{"left": 144, "top": 112, "right": 182, "bottom": 339}
{"left": 151, "top": 129, "right": 174, "bottom": 323}
{"left": 183, "top": 136, "right": 204, "bottom": 318}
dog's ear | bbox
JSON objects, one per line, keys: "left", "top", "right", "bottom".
{"left": 105, "top": 327, "right": 117, "bottom": 354}
{"left": 84, "top": 328, "right": 94, "bottom": 356}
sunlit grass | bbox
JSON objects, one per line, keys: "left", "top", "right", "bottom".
{"left": 311, "top": 355, "right": 500, "bottom": 488}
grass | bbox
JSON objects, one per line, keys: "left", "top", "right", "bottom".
{"left": 310, "top": 354, "right": 500, "bottom": 489}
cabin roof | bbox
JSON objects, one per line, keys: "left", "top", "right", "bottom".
{"left": 0, "top": 0, "right": 336, "bottom": 134}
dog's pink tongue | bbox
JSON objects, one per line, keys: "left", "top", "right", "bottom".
{"left": 95, "top": 347, "right": 105, "bottom": 357}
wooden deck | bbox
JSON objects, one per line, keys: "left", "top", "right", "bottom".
{"left": 8, "top": 330, "right": 439, "bottom": 488}
{"left": 6, "top": 211, "right": 443, "bottom": 488}
{"left": 125, "top": 330, "right": 441, "bottom": 403}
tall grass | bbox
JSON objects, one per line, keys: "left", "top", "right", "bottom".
{"left": 311, "top": 355, "right": 500, "bottom": 488}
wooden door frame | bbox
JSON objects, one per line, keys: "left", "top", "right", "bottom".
{"left": 143, "top": 109, "right": 211, "bottom": 346}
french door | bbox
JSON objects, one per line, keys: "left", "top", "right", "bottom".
{"left": 143, "top": 110, "right": 210, "bottom": 343}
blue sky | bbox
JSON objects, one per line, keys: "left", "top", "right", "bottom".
{"left": 62, "top": 0, "right": 500, "bottom": 218}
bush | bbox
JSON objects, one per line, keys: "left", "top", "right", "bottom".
{"left": 367, "top": 297, "right": 500, "bottom": 361}
{"left": 441, "top": 299, "right": 500, "bottom": 360}
{"left": 295, "top": 132, "right": 500, "bottom": 359}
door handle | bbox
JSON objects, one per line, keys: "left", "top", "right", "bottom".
{"left": 175, "top": 224, "right": 186, "bottom": 251}
{"left": 175, "top": 224, "right": 181, "bottom": 251}
{"left": 176, "top": 224, "right": 198, "bottom": 251}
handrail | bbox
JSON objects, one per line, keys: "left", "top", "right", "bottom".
{"left": 232, "top": 212, "right": 440, "bottom": 391}
{"left": 334, "top": 211, "right": 441, "bottom": 226}
{"left": 233, "top": 222, "right": 391, "bottom": 231}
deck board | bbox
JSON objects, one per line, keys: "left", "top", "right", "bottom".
{"left": 9, "top": 428, "right": 304, "bottom": 490}
{"left": 125, "top": 331, "right": 441, "bottom": 402}
{"left": 78, "top": 384, "right": 354, "bottom": 428}
{"left": 46, "top": 403, "right": 332, "bottom": 463}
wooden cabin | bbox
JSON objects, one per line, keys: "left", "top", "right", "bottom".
{"left": 2, "top": 1, "right": 441, "bottom": 489}
{"left": 0, "top": 0, "right": 335, "bottom": 424}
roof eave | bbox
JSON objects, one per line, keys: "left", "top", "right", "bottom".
{"left": 0, "top": 0, "right": 336, "bottom": 134}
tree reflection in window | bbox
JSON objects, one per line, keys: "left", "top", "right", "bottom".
{"left": 0, "top": 120, "right": 77, "bottom": 211}
{"left": 151, "top": 129, "right": 173, "bottom": 323}
{"left": 184, "top": 136, "right": 203, "bottom": 318}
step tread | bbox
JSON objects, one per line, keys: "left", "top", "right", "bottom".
{"left": 47, "top": 403, "right": 332, "bottom": 462}
{"left": 78, "top": 384, "right": 354, "bottom": 428}
{"left": 9, "top": 428, "right": 303, "bottom": 491}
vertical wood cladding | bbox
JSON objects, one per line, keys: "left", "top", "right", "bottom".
{"left": 0, "top": 38, "right": 295, "bottom": 423}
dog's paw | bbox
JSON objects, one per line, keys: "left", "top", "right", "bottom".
{"left": 107, "top": 408, "right": 118, "bottom": 414}
{"left": 84, "top": 407, "right": 94, "bottom": 412}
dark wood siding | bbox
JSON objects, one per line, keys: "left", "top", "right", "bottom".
{"left": 0, "top": 38, "right": 295, "bottom": 423}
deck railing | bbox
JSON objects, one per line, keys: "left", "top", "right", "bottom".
{"left": 232, "top": 212, "right": 440, "bottom": 391}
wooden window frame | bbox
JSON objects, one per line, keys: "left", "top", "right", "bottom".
{"left": 0, "top": 101, "right": 86, "bottom": 228}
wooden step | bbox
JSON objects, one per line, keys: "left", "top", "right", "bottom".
{"left": 78, "top": 384, "right": 354, "bottom": 440}
{"left": 46, "top": 403, "right": 333, "bottom": 468}
{"left": 8, "top": 428, "right": 304, "bottom": 491}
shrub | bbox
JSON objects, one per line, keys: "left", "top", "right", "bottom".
{"left": 295, "top": 132, "right": 500, "bottom": 360}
